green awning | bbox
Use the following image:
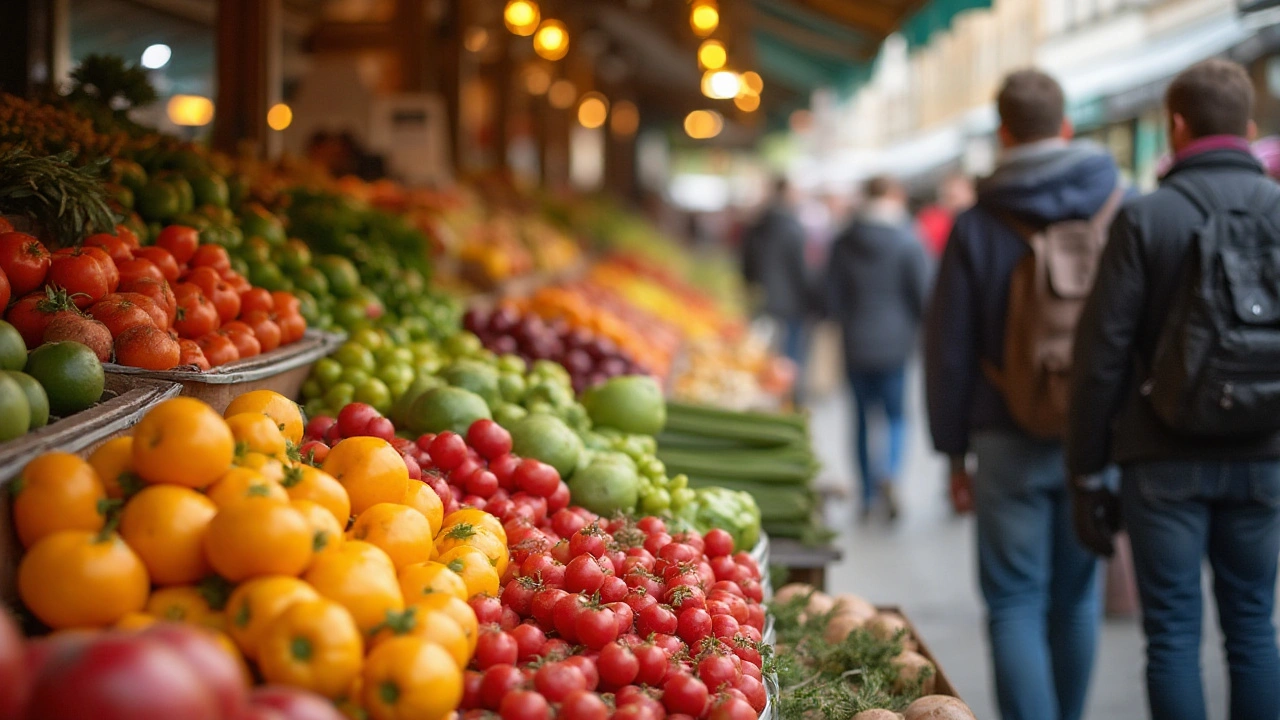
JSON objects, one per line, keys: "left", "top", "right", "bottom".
{"left": 900, "top": 0, "right": 992, "bottom": 48}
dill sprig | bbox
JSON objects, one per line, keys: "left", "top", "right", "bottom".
{"left": 0, "top": 146, "right": 116, "bottom": 246}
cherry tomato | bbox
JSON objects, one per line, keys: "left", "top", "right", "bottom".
{"left": 514, "top": 460, "right": 559, "bottom": 498}
{"left": 530, "top": 588, "right": 568, "bottom": 629}
{"left": 558, "top": 691, "right": 608, "bottom": 720}
{"left": 428, "top": 432, "right": 468, "bottom": 471}
{"left": 184, "top": 267, "right": 241, "bottom": 323}
{"left": 220, "top": 321, "right": 261, "bottom": 359}
{"left": 662, "top": 673, "right": 710, "bottom": 717}
{"left": 474, "top": 626, "right": 519, "bottom": 670}
{"left": 597, "top": 641, "right": 639, "bottom": 689}
{"left": 564, "top": 555, "right": 605, "bottom": 595}
{"left": 703, "top": 529, "right": 735, "bottom": 558}
{"left": 498, "top": 690, "right": 550, "bottom": 720}
{"left": 637, "top": 604, "right": 678, "bottom": 637}
{"left": 478, "top": 664, "right": 525, "bottom": 711}
{"left": 509, "top": 623, "right": 545, "bottom": 663}
{"left": 466, "top": 419, "right": 512, "bottom": 460}
{"left": 533, "top": 662, "right": 587, "bottom": 703}
{"left": 698, "top": 653, "right": 739, "bottom": 692}
{"left": 634, "top": 643, "right": 670, "bottom": 686}
{"left": 241, "top": 311, "right": 281, "bottom": 352}
{"left": 562, "top": 655, "right": 598, "bottom": 691}
{"left": 470, "top": 595, "right": 504, "bottom": 625}
{"left": 677, "top": 607, "right": 713, "bottom": 647}
{"left": 574, "top": 606, "right": 618, "bottom": 650}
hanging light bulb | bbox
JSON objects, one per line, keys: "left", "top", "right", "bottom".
{"left": 167, "top": 95, "right": 214, "bottom": 126}
{"left": 533, "top": 19, "right": 570, "bottom": 61}
{"left": 690, "top": 1, "right": 719, "bottom": 37}
{"left": 577, "top": 92, "right": 609, "bottom": 129}
{"left": 701, "top": 70, "right": 740, "bottom": 100}
{"left": 504, "top": 0, "right": 540, "bottom": 36}
{"left": 266, "top": 103, "right": 293, "bottom": 130}
{"left": 698, "top": 39, "right": 726, "bottom": 70}
{"left": 684, "top": 110, "right": 724, "bottom": 139}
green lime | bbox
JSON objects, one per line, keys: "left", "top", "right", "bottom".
{"left": 240, "top": 204, "right": 286, "bottom": 246}
{"left": 24, "top": 342, "right": 104, "bottom": 416}
{"left": 170, "top": 175, "right": 195, "bottom": 214}
{"left": 0, "top": 321, "right": 27, "bottom": 371}
{"left": 312, "top": 357, "right": 344, "bottom": 389}
{"left": 340, "top": 368, "right": 370, "bottom": 388}
{"left": 294, "top": 267, "right": 330, "bottom": 298}
{"left": 248, "top": 261, "right": 287, "bottom": 291}
{"left": 378, "top": 363, "right": 415, "bottom": 393}
{"left": 323, "top": 383, "right": 355, "bottom": 410}
{"left": 314, "top": 256, "right": 361, "bottom": 298}
{"left": 113, "top": 159, "right": 148, "bottom": 192}
{"left": 136, "top": 180, "right": 180, "bottom": 222}
{"left": 0, "top": 373, "right": 31, "bottom": 441}
{"left": 190, "top": 172, "right": 229, "bottom": 208}
{"left": 240, "top": 236, "right": 274, "bottom": 265}
{"left": 352, "top": 328, "right": 385, "bottom": 352}
{"left": 303, "top": 399, "right": 328, "bottom": 420}
{"left": 226, "top": 173, "right": 249, "bottom": 209}
{"left": 443, "top": 332, "right": 483, "bottom": 359}
{"left": 275, "top": 240, "right": 312, "bottom": 273}
{"left": 355, "top": 378, "right": 393, "bottom": 414}
{"left": 105, "top": 182, "right": 134, "bottom": 211}
{"left": 333, "top": 343, "right": 376, "bottom": 373}
{"left": 333, "top": 299, "right": 369, "bottom": 330}
{"left": 292, "top": 290, "right": 321, "bottom": 324}
{"left": 4, "top": 371, "right": 48, "bottom": 429}
{"left": 300, "top": 379, "right": 323, "bottom": 401}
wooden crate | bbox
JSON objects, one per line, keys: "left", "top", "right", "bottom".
{"left": 0, "top": 375, "right": 183, "bottom": 607}
{"left": 102, "top": 330, "right": 341, "bottom": 414}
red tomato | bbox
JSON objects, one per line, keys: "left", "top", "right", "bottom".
{"left": 473, "top": 626, "right": 519, "bottom": 670}
{"left": 498, "top": 690, "right": 550, "bottom": 720}
{"left": 634, "top": 644, "right": 670, "bottom": 686}
{"left": 5, "top": 292, "right": 76, "bottom": 348}
{"left": 708, "top": 696, "right": 756, "bottom": 720}
{"left": 467, "top": 420, "right": 512, "bottom": 460}
{"left": 87, "top": 294, "right": 157, "bottom": 336}
{"left": 248, "top": 686, "right": 346, "bottom": 720}
{"left": 220, "top": 321, "right": 261, "bottom": 359}
{"left": 559, "top": 691, "right": 609, "bottom": 720}
{"left": 703, "top": 529, "right": 735, "bottom": 558}
{"left": 561, "top": 656, "right": 598, "bottom": 692}
{"left": 173, "top": 285, "right": 221, "bottom": 339}
{"left": 114, "top": 224, "right": 140, "bottom": 249}
{"left": 222, "top": 271, "right": 251, "bottom": 294}
{"left": 133, "top": 247, "right": 180, "bottom": 283}
{"left": 47, "top": 248, "right": 110, "bottom": 308}
{"left": 116, "top": 258, "right": 165, "bottom": 289}
{"left": 478, "top": 665, "right": 525, "bottom": 711}
{"left": 23, "top": 634, "right": 219, "bottom": 720}
{"left": 565, "top": 555, "right": 605, "bottom": 595}
{"left": 84, "top": 233, "right": 135, "bottom": 264}
{"left": 114, "top": 324, "right": 181, "bottom": 370}
{"left": 0, "top": 232, "right": 51, "bottom": 295}
{"left": 240, "top": 310, "right": 281, "bottom": 352}
{"left": 0, "top": 611, "right": 26, "bottom": 719}
{"left": 0, "top": 268, "right": 10, "bottom": 310}
{"left": 155, "top": 226, "right": 200, "bottom": 264}
{"left": 80, "top": 246, "right": 120, "bottom": 293}
{"left": 597, "top": 641, "right": 639, "bottom": 689}
{"left": 574, "top": 606, "right": 618, "bottom": 650}
{"left": 190, "top": 245, "right": 231, "bottom": 273}
{"left": 515, "top": 460, "right": 561, "bottom": 499}
{"left": 533, "top": 662, "right": 587, "bottom": 703}
{"left": 142, "top": 624, "right": 248, "bottom": 719}
{"left": 177, "top": 338, "right": 211, "bottom": 371}
{"left": 662, "top": 674, "right": 709, "bottom": 717}
{"left": 185, "top": 267, "right": 241, "bottom": 323}
{"left": 239, "top": 288, "right": 273, "bottom": 315}
{"left": 530, "top": 588, "right": 569, "bottom": 630}
{"left": 509, "top": 623, "right": 546, "bottom": 663}
{"left": 197, "top": 332, "right": 240, "bottom": 367}
{"left": 270, "top": 292, "right": 301, "bottom": 316}
{"left": 120, "top": 277, "right": 177, "bottom": 327}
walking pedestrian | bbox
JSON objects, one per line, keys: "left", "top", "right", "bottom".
{"left": 741, "top": 177, "right": 815, "bottom": 401}
{"left": 826, "top": 176, "right": 929, "bottom": 520}
{"left": 925, "top": 69, "right": 1122, "bottom": 720}
{"left": 1067, "top": 58, "right": 1280, "bottom": 720}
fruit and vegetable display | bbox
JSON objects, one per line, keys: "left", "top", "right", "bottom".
{"left": 658, "top": 402, "right": 825, "bottom": 544}
{"left": 768, "top": 584, "right": 977, "bottom": 720}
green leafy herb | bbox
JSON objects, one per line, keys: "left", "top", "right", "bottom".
{"left": 0, "top": 147, "right": 116, "bottom": 246}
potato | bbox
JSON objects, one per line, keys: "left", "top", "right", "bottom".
{"left": 775, "top": 583, "right": 817, "bottom": 604}
{"left": 823, "top": 611, "right": 866, "bottom": 644}
{"left": 891, "top": 650, "right": 936, "bottom": 694}
{"left": 834, "top": 593, "right": 877, "bottom": 620}
{"left": 903, "top": 695, "right": 976, "bottom": 720}
{"left": 852, "top": 710, "right": 904, "bottom": 720}
{"left": 867, "top": 612, "right": 917, "bottom": 650}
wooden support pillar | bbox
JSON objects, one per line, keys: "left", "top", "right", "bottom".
{"left": 605, "top": 129, "right": 636, "bottom": 201}
{"left": 213, "top": 0, "right": 282, "bottom": 158}
{"left": 0, "top": 0, "right": 68, "bottom": 95}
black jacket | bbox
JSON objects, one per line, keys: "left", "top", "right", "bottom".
{"left": 741, "top": 206, "right": 812, "bottom": 320}
{"left": 826, "top": 213, "right": 929, "bottom": 371}
{"left": 1067, "top": 147, "right": 1280, "bottom": 476}
{"left": 925, "top": 140, "right": 1121, "bottom": 456}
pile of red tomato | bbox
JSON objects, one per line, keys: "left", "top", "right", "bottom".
{"left": 461, "top": 516, "right": 770, "bottom": 720}
{"left": 0, "top": 222, "right": 307, "bottom": 372}
{"left": 0, "top": 613, "right": 344, "bottom": 720}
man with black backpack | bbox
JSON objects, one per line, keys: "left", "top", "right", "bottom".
{"left": 1068, "top": 59, "right": 1280, "bottom": 720}
{"left": 926, "top": 69, "right": 1122, "bottom": 720}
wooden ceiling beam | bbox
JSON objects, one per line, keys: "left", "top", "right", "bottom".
{"left": 752, "top": 14, "right": 867, "bottom": 61}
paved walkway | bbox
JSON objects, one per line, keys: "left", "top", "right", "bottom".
{"left": 805, "top": 373, "right": 1268, "bottom": 720}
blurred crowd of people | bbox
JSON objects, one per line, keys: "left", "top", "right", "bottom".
{"left": 738, "top": 60, "right": 1280, "bottom": 720}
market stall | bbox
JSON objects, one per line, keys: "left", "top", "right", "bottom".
{"left": 0, "top": 0, "right": 985, "bottom": 718}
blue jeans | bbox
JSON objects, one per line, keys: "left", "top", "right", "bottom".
{"left": 847, "top": 366, "right": 907, "bottom": 507}
{"left": 973, "top": 431, "right": 1101, "bottom": 720}
{"left": 1122, "top": 460, "right": 1280, "bottom": 720}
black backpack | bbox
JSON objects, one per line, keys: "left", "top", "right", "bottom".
{"left": 1143, "top": 173, "right": 1280, "bottom": 437}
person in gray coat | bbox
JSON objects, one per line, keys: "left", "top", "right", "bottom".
{"left": 741, "top": 178, "right": 814, "bottom": 389}
{"left": 827, "top": 176, "right": 930, "bottom": 518}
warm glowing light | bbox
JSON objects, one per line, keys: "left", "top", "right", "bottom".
{"left": 611, "top": 100, "right": 639, "bottom": 137}
{"left": 733, "top": 91, "right": 759, "bottom": 112}
{"left": 523, "top": 65, "right": 552, "bottom": 95}
{"left": 702, "top": 70, "right": 740, "bottom": 99}
{"left": 167, "top": 95, "right": 214, "bottom": 127}
{"left": 741, "top": 71, "right": 763, "bottom": 94}
{"left": 577, "top": 92, "right": 609, "bottom": 129}
{"left": 690, "top": 1, "right": 719, "bottom": 37}
{"left": 504, "top": 0, "right": 540, "bottom": 35}
{"left": 533, "top": 19, "right": 570, "bottom": 61}
{"left": 698, "top": 40, "right": 726, "bottom": 70}
{"left": 141, "top": 44, "right": 171, "bottom": 70}
{"left": 548, "top": 79, "right": 577, "bottom": 109}
{"left": 266, "top": 103, "right": 292, "bottom": 130}
{"left": 465, "top": 27, "right": 490, "bottom": 52}
{"left": 684, "top": 109, "right": 724, "bottom": 139}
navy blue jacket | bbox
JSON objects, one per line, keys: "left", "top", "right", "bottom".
{"left": 925, "top": 140, "right": 1121, "bottom": 456}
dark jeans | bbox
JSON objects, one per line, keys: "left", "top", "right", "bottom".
{"left": 846, "top": 365, "right": 907, "bottom": 507}
{"left": 1122, "top": 460, "right": 1280, "bottom": 720}
{"left": 973, "top": 431, "right": 1101, "bottom": 720}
